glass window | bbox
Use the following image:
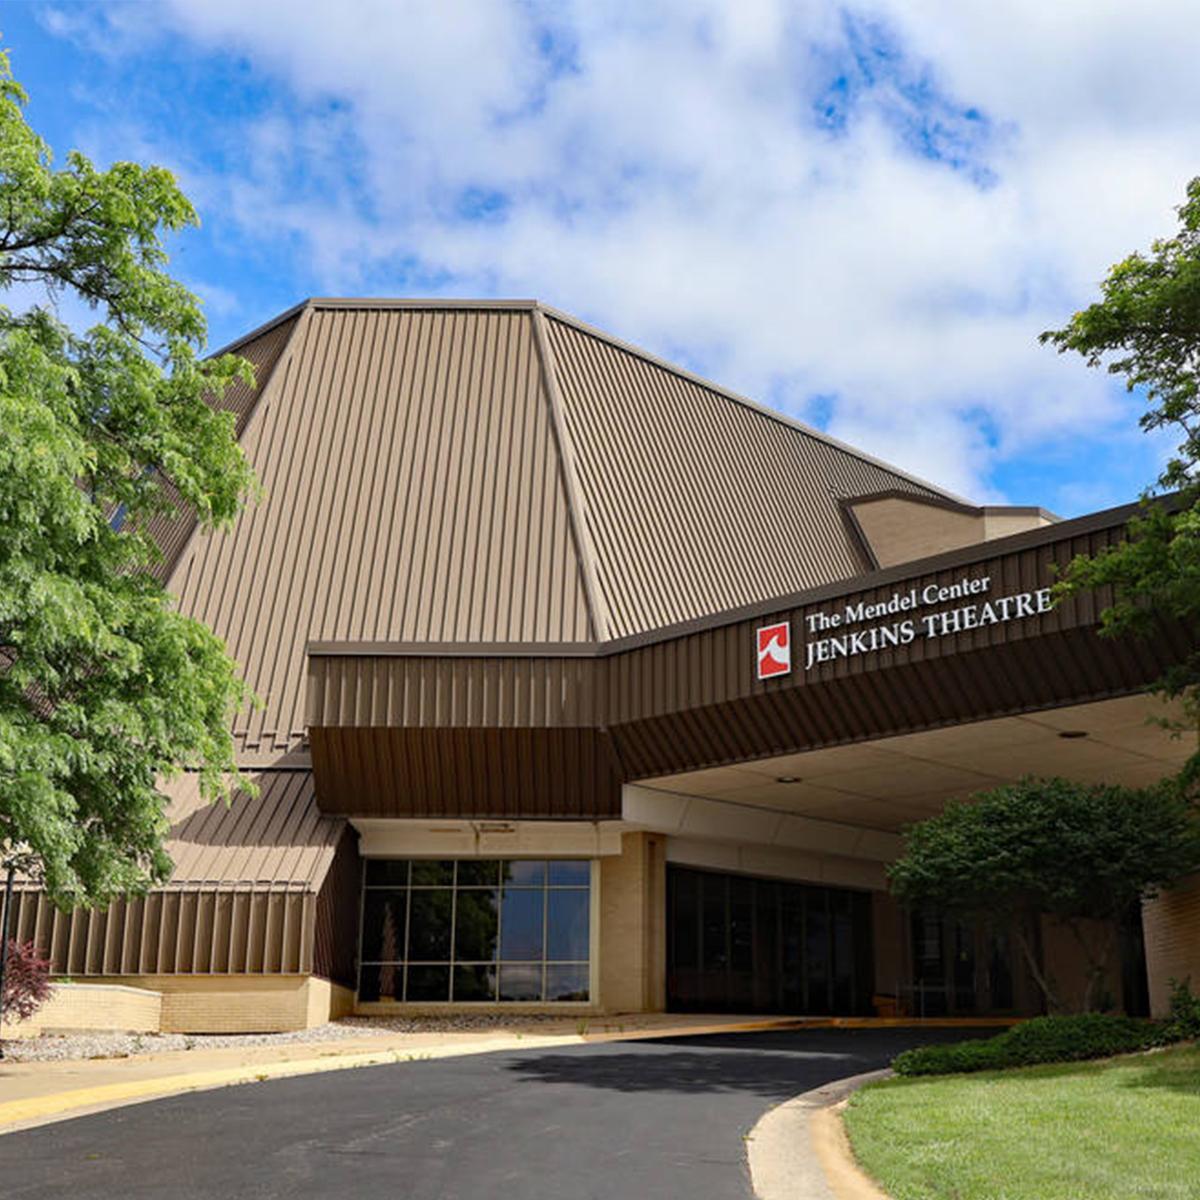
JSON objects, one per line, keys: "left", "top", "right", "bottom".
{"left": 546, "top": 964, "right": 589, "bottom": 1002}
{"left": 408, "top": 890, "right": 453, "bottom": 961}
{"left": 500, "top": 887, "right": 544, "bottom": 960}
{"left": 407, "top": 965, "right": 451, "bottom": 1002}
{"left": 365, "top": 860, "right": 409, "bottom": 887}
{"left": 454, "top": 889, "right": 500, "bottom": 961}
{"left": 359, "top": 859, "right": 591, "bottom": 1003}
{"left": 547, "top": 890, "right": 589, "bottom": 961}
{"left": 453, "top": 964, "right": 497, "bottom": 1002}
{"left": 411, "top": 860, "right": 455, "bottom": 886}
{"left": 499, "top": 963, "right": 543, "bottom": 1002}
{"left": 457, "top": 861, "right": 500, "bottom": 887}
{"left": 503, "top": 860, "right": 546, "bottom": 886}
{"left": 361, "top": 891, "right": 407, "bottom": 962}
{"left": 548, "top": 860, "right": 589, "bottom": 886}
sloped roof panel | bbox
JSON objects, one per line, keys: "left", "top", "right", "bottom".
{"left": 143, "top": 310, "right": 300, "bottom": 581}
{"left": 161, "top": 769, "right": 342, "bottom": 890}
{"left": 542, "top": 312, "right": 948, "bottom": 638}
{"left": 169, "top": 305, "right": 596, "bottom": 755}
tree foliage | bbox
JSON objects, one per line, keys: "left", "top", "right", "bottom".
{"left": 1, "top": 939, "right": 52, "bottom": 1024}
{"left": 889, "top": 777, "right": 1200, "bottom": 1012}
{"left": 1041, "top": 178, "right": 1200, "bottom": 764}
{"left": 0, "top": 53, "right": 257, "bottom": 905}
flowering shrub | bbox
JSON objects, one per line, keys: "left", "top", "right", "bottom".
{"left": 1, "top": 939, "right": 53, "bottom": 1024}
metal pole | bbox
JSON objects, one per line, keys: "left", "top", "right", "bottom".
{"left": 0, "top": 865, "right": 15, "bottom": 1060}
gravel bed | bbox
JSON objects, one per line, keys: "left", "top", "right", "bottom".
{"left": 2, "top": 1013, "right": 580, "bottom": 1064}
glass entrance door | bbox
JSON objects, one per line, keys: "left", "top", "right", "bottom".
{"left": 666, "top": 865, "right": 873, "bottom": 1014}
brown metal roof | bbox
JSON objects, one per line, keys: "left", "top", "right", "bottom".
{"left": 543, "top": 308, "right": 950, "bottom": 637}
{"left": 143, "top": 311, "right": 299, "bottom": 581}
{"left": 159, "top": 769, "right": 344, "bottom": 890}
{"left": 168, "top": 298, "right": 959, "bottom": 758}
{"left": 11, "top": 769, "right": 350, "bottom": 976}
{"left": 169, "top": 303, "right": 596, "bottom": 757}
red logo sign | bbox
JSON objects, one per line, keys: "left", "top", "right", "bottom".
{"left": 756, "top": 621, "right": 791, "bottom": 679}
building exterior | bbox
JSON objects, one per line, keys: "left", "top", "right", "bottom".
{"left": 11, "top": 298, "right": 1198, "bottom": 1031}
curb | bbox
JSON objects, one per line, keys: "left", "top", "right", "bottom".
{"left": 747, "top": 1069, "right": 892, "bottom": 1200}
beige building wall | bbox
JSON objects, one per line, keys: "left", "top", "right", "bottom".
{"left": 47, "top": 974, "right": 356, "bottom": 1033}
{"left": 1142, "top": 873, "right": 1200, "bottom": 1017}
{"left": 1, "top": 983, "right": 162, "bottom": 1040}
{"left": 599, "top": 832, "right": 667, "bottom": 1013}
{"left": 848, "top": 495, "right": 1052, "bottom": 569}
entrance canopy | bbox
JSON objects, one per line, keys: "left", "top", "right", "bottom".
{"left": 306, "top": 500, "right": 1190, "bottom": 823}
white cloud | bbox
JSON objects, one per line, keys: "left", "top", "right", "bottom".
{"left": 65, "top": 0, "right": 1200, "bottom": 505}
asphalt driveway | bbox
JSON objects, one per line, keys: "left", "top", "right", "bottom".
{"left": 0, "top": 1027, "right": 974, "bottom": 1199}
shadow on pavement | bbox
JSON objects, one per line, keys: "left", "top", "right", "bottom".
{"left": 503, "top": 1028, "right": 982, "bottom": 1098}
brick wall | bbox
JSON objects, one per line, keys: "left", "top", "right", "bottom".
{"left": 599, "top": 832, "right": 666, "bottom": 1013}
{"left": 9, "top": 974, "right": 356, "bottom": 1034}
{"left": 1143, "top": 873, "right": 1200, "bottom": 1017}
{"left": 1, "top": 983, "right": 162, "bottom": 1039}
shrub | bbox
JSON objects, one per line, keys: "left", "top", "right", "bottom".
{"left": 1165, "top": 978, "right": 1200, "bottom": 1041}
{"left": 1, "top": 939, "right": 54, "bottom": 1025}
{"left": 892, "top": 1013, "right": 1163, "bottom": 1076}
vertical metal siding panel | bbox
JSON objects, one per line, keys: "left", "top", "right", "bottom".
{"left": 371, "top": 312, "right": 422, "bottom": 637}
{"left": 390, "top": 312, "right": 444, "bottom": 637}
{"left": 210, "top": 315, "right": 320, "bottom": 749}
{"left": 545, "top": 314, "right": 946, "bottom": 637}
{"left": 422, "top": 313, "right": 471, "bottom": 640}
{"left": 328, "top": 311, "right": 387, "bottom": 642}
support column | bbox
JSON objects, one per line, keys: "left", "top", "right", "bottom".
{"left": 598, "top": 832, "right": 666, "bottom": 1013}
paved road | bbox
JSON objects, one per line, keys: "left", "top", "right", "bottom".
{"left": 0, "top": 1028, "right": 973, "bottom": 1199}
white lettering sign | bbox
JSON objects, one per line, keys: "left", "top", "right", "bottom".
{"left": 803, "top": 576, "right": 1052, "bottom": 671}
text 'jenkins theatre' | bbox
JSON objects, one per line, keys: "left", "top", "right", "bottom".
{"left": 12, "top": 299, "right": 1198, "bottom": 1031}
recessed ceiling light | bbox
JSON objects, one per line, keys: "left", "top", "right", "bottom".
{"left": 775, "top": 776, "right": 802, "bottom": 784}
{"left": 1058, "top": 730, "right": 1088, "bottom": 740}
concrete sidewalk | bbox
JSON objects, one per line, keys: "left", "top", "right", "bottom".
{"left": 0, "top": 1013, "right": 802, "bottom": 1134}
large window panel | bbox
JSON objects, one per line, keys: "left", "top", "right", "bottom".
{"left": 500, "top": 887, "right": 545, "bottom": 961}
{"left": 499, "top": 963, "right": 543, "bottom": 1002}
{"left": 453, "top": 889, "right": 500, "bottom": 961}
{"left": 360, "top": 891, "right": 407, "bottom": 963}
{"left": 407, "top": 965, "right": 451, "bottom": 1002}
{"left": 546, "top": 964, "right": 589, "bottom": 1002}
{"left": 453, "top": 964, "right": 498, "bottom": 1002}
{"left": 359, "top": 859, "right": 591, "bottom": 1004}
{"left": 547, "top": 890, "right": 589, "bottom": 961}
{"left": 408, "top": 889, "right": 453, "bottom": 961}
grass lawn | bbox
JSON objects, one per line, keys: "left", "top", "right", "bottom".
{"left": 842, "top": 1043, "right": 1200, "bottom": 1200}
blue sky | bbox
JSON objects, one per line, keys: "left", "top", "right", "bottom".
{"left": 7, "top": 1, "right": 1198, "bottom": 512}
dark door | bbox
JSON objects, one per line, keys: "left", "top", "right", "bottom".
{"left": 666, "top": 865, "right": 873, "bottom": 1014}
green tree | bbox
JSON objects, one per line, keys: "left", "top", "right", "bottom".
{"left": 0, "top": 52, "right": 257, "bottom": 905}
{"left": 889, "top": 777, "right": 1200, "bottom": 1013}
{"left": 1041, "top": 178, "right": 1200, "bottom": 772}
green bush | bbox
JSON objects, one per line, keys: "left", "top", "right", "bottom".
{"left": 1165, "top": 978, "right": 1200, "bottom": 1041}
{"left": 892, "top": 1013, "right": 1163, "bottom": 1076}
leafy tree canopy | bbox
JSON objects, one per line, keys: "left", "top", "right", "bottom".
{"left": 0, "top": 53, "right": 257, "bottom": 905}
{"left": 889, "top": 776, "right": 1200, "bottom": 1011}
{"left": 1042, "top": 178, "right": 1200, "bottom": 761}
